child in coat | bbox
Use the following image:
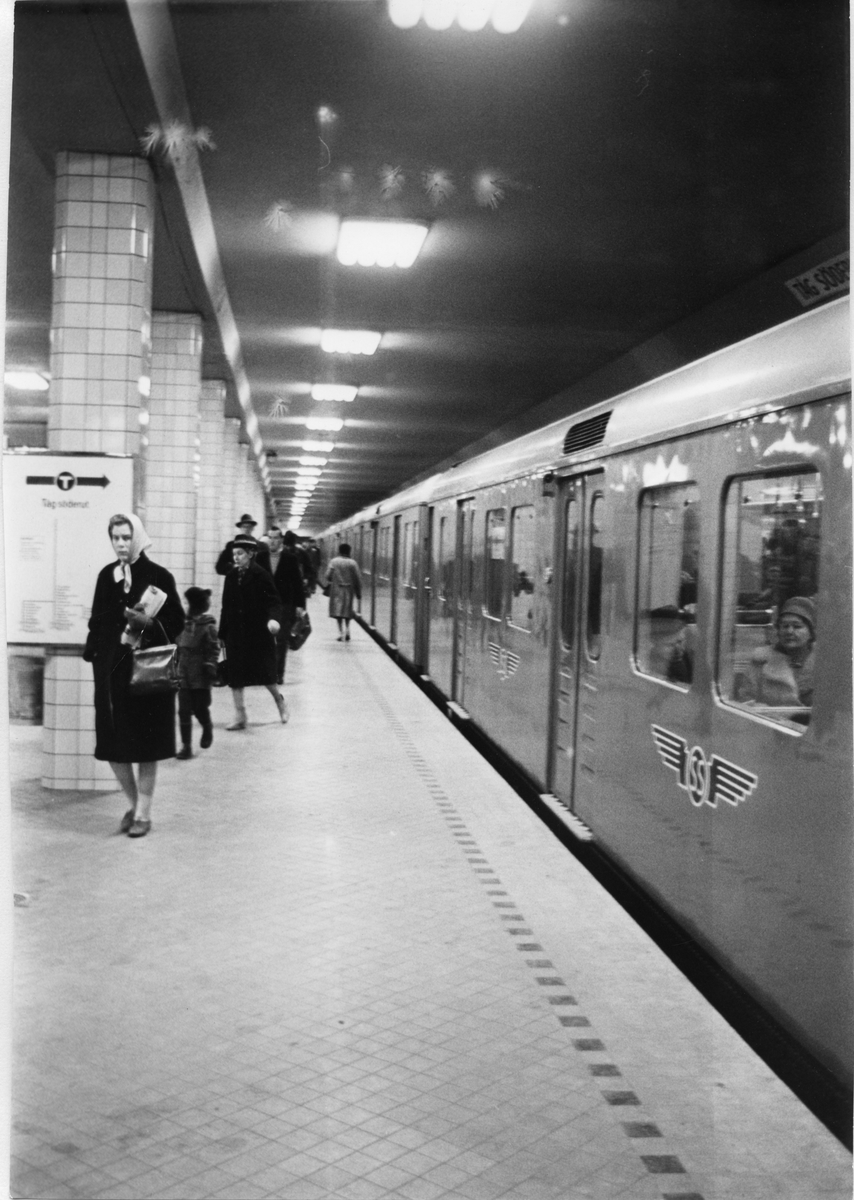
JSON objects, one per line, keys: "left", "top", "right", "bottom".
{"left": 175, "top": 587, "right": 220, "bottom": 759}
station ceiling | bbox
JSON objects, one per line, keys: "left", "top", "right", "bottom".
{"left": 4, "top": 0, "right": 849, "bottom": 530}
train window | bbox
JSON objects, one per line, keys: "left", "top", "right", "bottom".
{"left": 509, "top": 505, "right": 535, "bottom": 630}
{"left": 485, "top": 509, "right": 507, "bottom": 618}
{"left": 635, "top": 484, "right": 699, "bottom": 686}
{"left": 586, "top": 494, "right": 604, "bottom": 659}
{"left": 719, "top": 470, "right": 822, "bottom": 730}
{"left": 378, "top": 525, "right": 391, "bottom": 578}
{"left": 561, "top": 496, "right": 579, "bottom": 649}
{"left": 401, "top": 521, "right": 414, "bottom": 590}
{"left": 437, "top": 516, "right": 453, "bottom": 601}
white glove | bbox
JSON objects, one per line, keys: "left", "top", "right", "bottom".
{"left": 267, "top": 619, "right": 280, "bottom": 635}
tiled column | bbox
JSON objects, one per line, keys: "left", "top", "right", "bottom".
{"left": 198, "top": 381, "right": 228, "bottom": 610}
{"left": 48, "top": 152, "right": 153, "bottom": 462}
{"left": 43, "top": 152, "right": 155, "bottom": 791}
{"left": 145, "top": 312, "right": 203, "bottom": 596}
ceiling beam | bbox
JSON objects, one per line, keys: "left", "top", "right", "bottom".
{"left": 125, "top": 0, "right": 270, "bottom": 494}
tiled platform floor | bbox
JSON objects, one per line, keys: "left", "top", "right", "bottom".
{"left": 9, "top": 599, "right": 852, "bottom": 1199}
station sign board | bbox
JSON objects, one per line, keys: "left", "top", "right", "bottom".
{"left": 3, "top": 453, "right": 135, "bottom": 645}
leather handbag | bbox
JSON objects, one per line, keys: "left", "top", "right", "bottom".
{"left": 128, "top": 621, "right": 179, "bottom": 695}
{"left": 213, "top": 653, "right": 228, "bottom": 687}
{"left": 288, "top": 611, "right": 312, "bottom": 651}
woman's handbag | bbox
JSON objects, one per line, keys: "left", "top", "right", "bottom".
{"left": 288, "top": 611, "right": 312, "bottom": 651}
{"left": 128, "top": 621, "right": 178, "bottom": 695}
{"left": 213, "top": 651, "right": 228, "bottom": 687}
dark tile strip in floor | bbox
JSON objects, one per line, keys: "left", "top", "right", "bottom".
{"left": 369, "top": 685, "right": 705, "bottom": 1200}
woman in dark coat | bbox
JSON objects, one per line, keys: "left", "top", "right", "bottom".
{"left": 219, "top": 534, "right": 287, "bottom": 729}
{"left": 83, "top": 513, "right": 183, "bottom": 837}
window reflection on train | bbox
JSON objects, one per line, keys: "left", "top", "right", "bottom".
{"left": 636, "top": 484, "right": 699, "bottom": 687}
{"left": 720, "top": 470, "right": 821, "bottom": 730}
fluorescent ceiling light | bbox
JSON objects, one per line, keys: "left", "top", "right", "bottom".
{"left": 302, "top": 441, "right": 334, "bottom": 452}
{"left": 297, "top": 467, "right": 322, "bottom": 477}
{"left": 305, "top": 417, "right": 344, "bottom": 432}
{"left": 321, "top": 329, "right": 381, "bottom": 355}
{"left": 388, "top": 0, "right": 530, "bottom": 30}
{"left": 337, "top": 220, "right": 428, "bottom": 269}
{"left": 298, "top": 456, "right": 328, "bottom": 467}
{"left": 311, "top": 384, "right": 358, "bottom": 402}
{"left": 5, "top": 370, "right": 49, "bottom": 391}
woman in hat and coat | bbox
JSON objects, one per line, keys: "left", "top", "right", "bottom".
{"left": 219, "top": 534, "right": 288, "bottom": 729}
{"left": 737, "top": 595, "right": 817, "bottom": 714}
{"left": 83, "top": 513, "right": 184, "bottom": 837}
{"left": 323, "top": 543, "right": 362, "bottom": 641}
{"left": 215, "top": 513, "right": 272, "bottom": 575}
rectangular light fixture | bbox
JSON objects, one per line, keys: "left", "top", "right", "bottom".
{"left": 298, "top": 455, "right": 328, "bottom": 467}
{"left": 297, "top": 467, "right": 322, "bottom": 477}
{"left": 311, "top": 384, "right": 358, "bottom": 403}
{"left": 321, "top": 329, "right": 381, "bottom": 355}
{"left": 4, "top": 370, "right": 50, "bottom": 391}
{"left": 302, "top": 441, "right": 334, "bottom": 452}
{"left": 337, "top": 220, "right": 428, "bottom": 269}
{"left": 305, "top": 417, "right": 344, "bottom": 432}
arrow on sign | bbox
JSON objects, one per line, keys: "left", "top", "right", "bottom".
{"left": 24, "top": 474, "right": 110, "bottom": 489}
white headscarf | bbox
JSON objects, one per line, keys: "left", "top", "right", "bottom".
{"left": 111, "top": 513, "right": 152, "bottom": 592}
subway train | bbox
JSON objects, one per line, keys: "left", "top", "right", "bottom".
{"left": 319, "top": 295, "right": 852, "bottom": 1110}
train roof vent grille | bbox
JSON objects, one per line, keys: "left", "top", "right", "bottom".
{"left": 562, "top": 411, "right": 612, "bottom": 455}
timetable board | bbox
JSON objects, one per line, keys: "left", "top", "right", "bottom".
{"left": 3, "top": 453, "right": 135, "bottom": 645}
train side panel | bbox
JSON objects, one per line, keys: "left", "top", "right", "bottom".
{"left": 574, "top": 395, "right": 852, "bottom": 1083}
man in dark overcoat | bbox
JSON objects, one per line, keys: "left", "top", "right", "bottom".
{"left": 266, "top": 526, "right": 307, "bottom": 684}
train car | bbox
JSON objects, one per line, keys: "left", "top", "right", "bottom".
{"left": 321, "top": 296, "right": 852, "bottom": 1103}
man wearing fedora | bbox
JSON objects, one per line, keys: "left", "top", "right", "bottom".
{"left": 216, "top": 514, "right": 272, "bottom": 576}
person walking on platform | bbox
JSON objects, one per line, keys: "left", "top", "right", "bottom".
{"left": 267, "top": 527, "right": 307, "bottom": 685}
{"left": 83, "top": 513, "right": 184, "bottom": 838}
{"left": 324, "top": 542, "right": 362, "bottom": 641}
{"left": 175, "top": 587, "right": 219, "bottom": 759}
{"left": 215, "top": 513, "right": 272, "bottom": 576}
{"left": 219, "top": 534, "right": 288, "bottom": 728}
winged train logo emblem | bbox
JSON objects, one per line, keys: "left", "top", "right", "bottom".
{"left": 651, "top": 725, "right": 758, "bottom": 809}
{"left": 487, "top": 641, "right": 520, "bottom": 682}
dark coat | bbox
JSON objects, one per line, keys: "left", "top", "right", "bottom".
{"left": 215, "top": 539, "right": 272, "bottom": 576}
{"left": 218, "top": 562, "right": 283, "bottom": 687}
{"left": 176, "top": 612, "right": 220, "bottom": 689}
{"left": 270, "top": 549, "right": 307, "bottom": 621}
{"left": 83, "top": 553, "right": 184, "bottom": 763}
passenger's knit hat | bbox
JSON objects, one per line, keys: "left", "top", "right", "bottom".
{"left": 779, "top": 596, "right": 816, "bottom": 634}
{"left": 235, "top": 513, "right": 258, "bottom": 528}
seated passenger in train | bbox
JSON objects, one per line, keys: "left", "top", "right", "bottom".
{"left": 734, "top": 596, "right": 815, "bottom": 719}
{"left": 646, "top": 606, "right": 693, "bottom": 684}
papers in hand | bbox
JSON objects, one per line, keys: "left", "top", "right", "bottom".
{"left": 121, "top": 585, "right": 168, "bottom": 646}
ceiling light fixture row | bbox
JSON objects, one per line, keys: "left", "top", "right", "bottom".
{"left": 388, "top": 0, "right": 531, "bottom": 32}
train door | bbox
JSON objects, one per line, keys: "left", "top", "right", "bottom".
{"left": 390, "top": 515, "right": 401, "bottom": 645}
{"left": 549, "top": 472, "right": 604, "bottom": 807}
{"left": 368, "top": 521, "right": 378, "bottom": 627}
{"left": 416, "top": 504, "right": 432, "bottom": 669}
{"left": 452, "top": 497, "right": 476, "bottom": 705}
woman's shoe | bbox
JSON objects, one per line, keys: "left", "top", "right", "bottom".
{"left": 275, "top": 694, "right": 289, "bottom": 724}
{"left": 127, "top": 819, "right": 151, "bottom": 838}
{"left": 200, "top": 724, "right": 213, "bottom": 749}
{"left": 119, "top": 809, "right": 135, "bottom": 834}
{"left": 345, "top": 632, "right": 351, "bottom": 641}
{"left": 176, "top": 746, "right": 193, "bottom": 760}
{"left": 226, "top": 719, "right": 246, "bottom": 731}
